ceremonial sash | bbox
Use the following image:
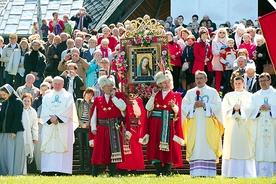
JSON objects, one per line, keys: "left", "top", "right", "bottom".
{"left": 152, "top": 110, "right": 174, "bottom": 152}
{"left": 121, "top": 122, "right": 132, "bottom": 155}
{"left": 98, "top": 118, "right": 122, "bottom": 163}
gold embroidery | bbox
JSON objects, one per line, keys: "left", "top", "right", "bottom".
{"left": 103, "top": 107, "right": 112, "bottom": 112}
{"left": 156, "top": 104, "right": 168, "bottom": 108}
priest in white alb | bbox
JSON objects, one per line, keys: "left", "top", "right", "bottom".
{"left": 221, "top": 76, "right": 256, "bottom": 178}
{"left": 40, "top": 76, "right": 78, "bottom": 175}
{"left": 182, "top": 70, "right": 224, "bottom": 177}
{"left": 250, "top": 73, "right": 276, "bottom": 177}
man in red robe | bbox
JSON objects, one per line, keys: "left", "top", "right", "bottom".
{"left": 143, "top": 70, "right": 184, "bottom": 176}
{"left": 89, "top": 75, "right": 128, "bottom": 177}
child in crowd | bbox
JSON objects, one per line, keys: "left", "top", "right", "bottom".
{"left": 220, "top": 38, "right": 237, "bottom": 96}
{"left": 21, "top": 93, "right": 38, "bottom": 174}
{"left": 32, "top": 22, "right": 38, "bottom": 35}
{"left": 41, "top": 19, "right": 49, "bottom": 42}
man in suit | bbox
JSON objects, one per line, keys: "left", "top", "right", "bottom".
{"left": 230, "top": 56, "right": 247, "bottom": 89}
{"left": 75, "top": 37, "right": 88, "bottom": 58}
{"left": 242, "top": 66, "right": 260, "bottom": 93}
{"left": 70, "top": 7, "right": 92, "bottom": 31}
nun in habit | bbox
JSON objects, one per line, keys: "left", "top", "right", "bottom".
{"left": 0, "top": 84, "right": 25, "bottom": 176}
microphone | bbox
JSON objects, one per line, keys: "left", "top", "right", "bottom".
{"left": 196, "top": 90, "right": 200, "bottom": 101}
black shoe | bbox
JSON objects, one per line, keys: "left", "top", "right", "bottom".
{"left": 92, "top": 165, "right": 99, "bottom": 177}
{"left": 163, "top": 163, "right": 172, "bottom": 176}
{"left": 154, "top": 162, "right": 162, "bottom": 176}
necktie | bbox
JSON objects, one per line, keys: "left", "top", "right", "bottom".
{"left": 79, "top": 16, "right": 83, "bottom": 30}
{"left": 247, "top": 78, "right": 252, "bottom": 90}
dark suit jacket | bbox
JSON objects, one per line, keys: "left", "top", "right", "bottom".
{"left": 82, "top": 48, "right": 95, "bottom": 62}
{"left": 62, "top": 75, "right": 84, "bottom": 100}
{"left": 0, "top": 94, "right": 24, "bottom": 133}
{"left": 243, "top": 74, "right": 260, "bottom": 93}
{"left": 24, "top": 50, "right": 46, "bottom": 79}
{"left": 70, "top": 15, "right": 92, "bottom": 30}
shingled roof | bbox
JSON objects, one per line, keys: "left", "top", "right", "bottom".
{"left": 83, "top": 0, "right": 123, "bottom": 30}
{"left": 0, "top": 0, "right": 83, "bottom": 37}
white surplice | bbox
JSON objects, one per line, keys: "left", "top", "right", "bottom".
{"left": 221, "top": 90, "right": 256, "bottom": 178}
{"left": 40, "top": 89, "right": 78, "bottom": 174}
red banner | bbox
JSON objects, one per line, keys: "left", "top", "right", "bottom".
{"left": 259, "top": 10, "right": 276, "bottom": 70}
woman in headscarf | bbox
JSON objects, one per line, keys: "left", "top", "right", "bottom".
{"left": 0, "top": 84, "right": 25, "bottom": 176}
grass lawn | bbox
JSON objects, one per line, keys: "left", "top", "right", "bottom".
{"left": 0, "top": 174, "right": 275, "bottom": 184}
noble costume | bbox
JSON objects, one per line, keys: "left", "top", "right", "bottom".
{"left": 89, "top": 75, "right": 127, "bottom": 176}
{"left": 117, "top": 97, "right": 146, "bottom": 171}
{"left": 145, "top": 70, "right": 184, "bottom": 176}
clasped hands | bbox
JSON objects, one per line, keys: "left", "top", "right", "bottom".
{"left": 259, "top": 104, "right": 271, "bottom": 111}
{"left": 194, "top": 101, "right": 205, "bottom": 109}
{"left": 50, "top": 115, "right": 59, "bottom": 125}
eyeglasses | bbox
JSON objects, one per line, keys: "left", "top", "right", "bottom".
{"left": 259, "top": 79, "right": 270, "bottom": 83}
{"left": 195, "top": 77, "right": 205, "bottom": 80}
{"left": 32, "top": 44, "right": 40, "bottom": 46}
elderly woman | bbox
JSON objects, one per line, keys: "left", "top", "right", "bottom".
{"left": 254, "top": 35, "right": 270, "bottom": 75}
{"left": 229, "top": 23, "right": 246, "bottom": 49}
{"left": 0, "top": 84, "right": 25, "bottom": 175}
{"left": 6, "top": 39, "right": 30, "bottom": 89}
{"left": 24, "top": 40, "right": 46, "bottom": 88}
{"left": 86, "top": 49, "right": 101, "bottom": 87}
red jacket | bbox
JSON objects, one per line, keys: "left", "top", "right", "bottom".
{"left": 168, "top": 42, "right": 183, "bottom": 67}
{"left": 89, "top": 92, "right": 126, "bottom": 164}
{"left": 48, "top": 19, "right": 65, "bottom": 33}
{"left": 98, "top": 35, "right": 118, "bottom": 52}
{"left": 192, "top": 40, "right": 213, "bottom": 74}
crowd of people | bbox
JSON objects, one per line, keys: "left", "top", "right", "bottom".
{"left": 0, "top": 7, "right": 275, "bottom": 179}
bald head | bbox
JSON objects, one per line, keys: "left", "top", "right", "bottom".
{"left": 53, "top": 76, "right": 64, "bottom": 92}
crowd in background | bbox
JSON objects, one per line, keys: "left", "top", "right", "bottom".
{"left": 0, "top": 6, "right": 275, "bottom": 177}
